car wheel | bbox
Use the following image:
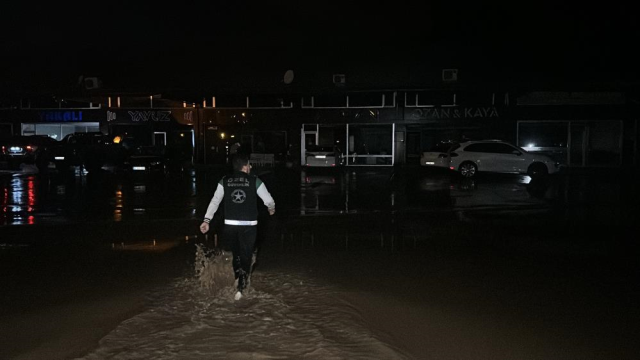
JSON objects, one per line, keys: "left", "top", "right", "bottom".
{"left": 459, "top": 161, "right": 477, "bottom": 178}
{"left": 527, "top": 163, "right": 548, "bottom": 178}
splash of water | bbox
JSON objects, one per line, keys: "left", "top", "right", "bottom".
{"left": 194, "top": 244, "right": 235, "bottom": 292}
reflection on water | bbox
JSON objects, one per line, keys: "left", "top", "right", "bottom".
{"left": 298, "top": 169, "right": 556, "bottom": 216}
{"left": 1, "top": 167, "right": 632, "bottom": 228}
{"left": 451, "top": 177, "right": 548, "bottom": 209}
{"left": 0, "top": 170, "right": 206, "bottom": 226}
{"left": 299, "top": 169, "right": 393, "bottom": 215}
{"left": 297, "top": 167, "right": 630, "bottom": 227}
{"left": 114, "top": 188, "right": 124, "bottom": 222}
{"left": 111, "top": 238, "right": 184, "bottom": 252}
{"left": 1, "top": 175, "right": 38, "bottom": 225}
{"left": 300, "top": 170, "right": 345, "bottom": 215}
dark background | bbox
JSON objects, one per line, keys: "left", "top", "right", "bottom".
{"left": 1, "top": 1, "right": 638, "bottom": 94}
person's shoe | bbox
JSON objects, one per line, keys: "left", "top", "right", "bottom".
{"left": 234, "top": 291, "right": 243, "bottom": 301}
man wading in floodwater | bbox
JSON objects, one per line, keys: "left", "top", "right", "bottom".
{"left": 200, "top": 153, "right": 276, "bottom": 300}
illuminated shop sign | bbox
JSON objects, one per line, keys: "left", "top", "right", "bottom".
{"left": 106, "top": 110, "right": 172, "bottom": 122}
{"left": 106, "top": 110, "right": 193, "bottom": 125}
{"left": 38, "top": 111, "right": 83, "bottom": 122}
{"left": 127, "top": 111, "right": 171, "bottom": 122}
{"left": 410, "top": 106, "right": 500, "bottom": 120}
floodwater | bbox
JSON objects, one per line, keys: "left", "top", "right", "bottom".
{"left": 0, "top": 164, "right": 632, "bottom": 226}
{"left": 76, "top": 245, "right": 410, "bottom": 360}
{"left": 1, "top": 165, "right": 639, "bottom": 359}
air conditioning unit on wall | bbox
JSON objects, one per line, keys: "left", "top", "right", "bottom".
{"left": 442, "top": 69, "right": 458, "bottom": 82}
{"left": 84, "top": 77, "right": 102, "bottom": 89}
{"left": 333, "top": 74, "right": 346, "bottom": 86}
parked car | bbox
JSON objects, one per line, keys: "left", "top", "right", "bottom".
{"left": 55, "top": 132, "right": 126, "bottom": 172}
{"left": 447, "top": 140, "right": 562, "bottom": 178}
{"left": 123, "top": 145, "right": 167, "bottom": 175}
{"left": 0, "top": 135, "right": 60, "bottom": 172}
{"left": 304, "top": 145, "right": 343, "bottom": 167}
{"left": 420, "top": 141, "right": 459, "bottom": 168}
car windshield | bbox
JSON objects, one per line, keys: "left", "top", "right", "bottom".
{"left": 429, "top": 142, "right": 459, "bottom": 152}
{"left": 133, "top": 146, "right": 165, "bottom": 156}
{"left": 307, "top": 146, "right": 334, "bottom": 153}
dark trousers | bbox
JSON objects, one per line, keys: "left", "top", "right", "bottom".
{"left": 223, "top": 225, "right": 257, "bottom": 291}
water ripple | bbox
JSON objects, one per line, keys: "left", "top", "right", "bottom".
{"left": 76, "top": 246, "right": 407, "bottom": 360}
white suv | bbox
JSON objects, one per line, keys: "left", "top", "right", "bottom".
{"left": 446, "top": 140, "right": 561, "bottom": 178}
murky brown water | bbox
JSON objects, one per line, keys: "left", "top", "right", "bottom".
{"left": 1, "top": 166, "right": 639, "bottom": 359}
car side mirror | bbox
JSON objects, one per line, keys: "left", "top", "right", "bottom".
{"left": 513, "top": 151, "right": 522, "bottom": 156}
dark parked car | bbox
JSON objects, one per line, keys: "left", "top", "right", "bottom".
{"left": 0, "top": 135, "right": 60, "bottom": 172}
{"left": 124, "top": 145, "right": 167, "bottom": 176}
{"left": 55, "top": 132, "right": 127, "bottom": 172}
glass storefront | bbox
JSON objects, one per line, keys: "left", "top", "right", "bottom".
{"left": 517, "top": 121, "right": 569, "bottom": 164}
{"left": 302, "top": 123, "right": 394, "bottom": 166}
{"left": 517, "top": 120, "right": 622, "bottom": 167}
{"left": 346, "top": 124, "right": 393, "bottom": 165}
{"left": 22, "top": 123, "right": 100, "bottom": 140}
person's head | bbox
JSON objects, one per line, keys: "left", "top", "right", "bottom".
{"left": 232, "top": 153, "right": 251, "bottom": 173}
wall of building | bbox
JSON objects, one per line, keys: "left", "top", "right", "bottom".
{"left": 1, "top": 90, "right": 635, "bottom": 168}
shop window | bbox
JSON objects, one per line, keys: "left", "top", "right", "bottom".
{"left": 518, "top": 121, "right": 569, "bottom": 164}
{"left": 347, "top": 124, "right": 393, "bottom": 165}
{"left": 61, "top": 124, "right": 77, "bottom": 139}
{"left": 35, "top": 124, "right": 62, "bottom": 140}
{"left": 587, "top": 121, "right": 622, "bottom": 166}
{"left": 518, "top": 122, "right": 568, "bottom": 148}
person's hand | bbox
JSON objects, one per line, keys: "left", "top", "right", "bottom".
{"left": 200, "top": 222, "right": 210, "bottom": 234}
{"left": 268, "top": 208, "right": 275, "bottom": 216}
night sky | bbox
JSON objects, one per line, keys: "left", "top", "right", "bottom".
{"left": 1, "top": 2, "right": 637, "bottom": 94}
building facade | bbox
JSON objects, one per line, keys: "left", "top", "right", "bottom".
{"left": 1, "top": 85, "right": 637, "bottom": 169}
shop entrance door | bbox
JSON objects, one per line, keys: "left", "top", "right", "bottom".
{"left": 394, "top": 131, "right": 405, "bottom": 165}
{"left": 569, "top": 123, "right": 588, "bottom": 167}
{"left": 405, "top": 131, "right": 421, "bottom": 164}
{"left": 302, "top": 124, "right": 318, "bottom": 164}
{"left": 153, "top": 132, "right": 166, "bottom": 146}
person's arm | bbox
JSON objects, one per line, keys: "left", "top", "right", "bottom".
{"left": 256, "top": 179, "right": 275, "bottom": 215}
{"left": 200, "top": 182, "right": 224, "bottom": 233}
